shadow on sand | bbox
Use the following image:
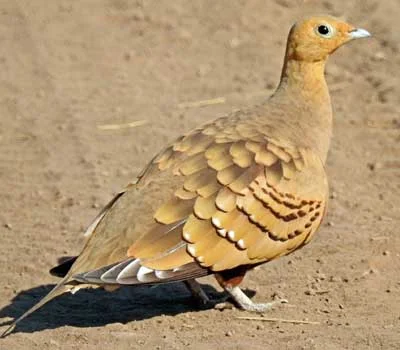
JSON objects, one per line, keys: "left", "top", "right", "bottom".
{"left": 0, "top": 282, "right": 255, "bottom": 335}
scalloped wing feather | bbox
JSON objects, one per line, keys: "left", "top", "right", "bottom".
{"left": 65, "top": 118, "right": 328, "bottom": 283}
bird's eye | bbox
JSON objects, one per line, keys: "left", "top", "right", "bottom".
{"left": 315, "top": 24, "right": 334, "bottom": 38}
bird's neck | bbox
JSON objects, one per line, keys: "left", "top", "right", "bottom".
{"left": 270, "top": 58, "right": 333, "bottom": 163}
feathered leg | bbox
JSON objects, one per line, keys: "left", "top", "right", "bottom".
{"left": 214, "top": 266, "right": 287, "bottom": 312}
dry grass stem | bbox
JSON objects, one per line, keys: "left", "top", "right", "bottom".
{"left": 236, "top": 316, "right": 320, "bottom": 325}
{"left": 97, "top": 120, "right": 148, "bottom": 130}
{"left": 178, "top": 97, "right": 226, "bottom": 109}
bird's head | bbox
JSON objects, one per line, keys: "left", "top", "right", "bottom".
{"left": 286, "top": 16, "right": 371, "bottom": 62}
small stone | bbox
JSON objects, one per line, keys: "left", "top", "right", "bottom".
{"left": 271, "top": 291, "right": 285, "bottom": 300}
{"left": 225, "top": 331, "right": 233, "bottom": 337}
{"left": 329, "top": 276, "right": 341, "bottom": 283}
{"left": 372, "top": 51, "right": 386, "bottom": 61}
{"left": 49, "top": 339, "right": 59, "bottom": 346}
{"left": 4, "top": 223, "right": 12, "bottom": 230}
{"left": 368, "top": 162, "right": 383, "bottom": 171}
{"left": 229, "top": 37, "right": 241, "bottom": 48}
{"left": 124, "top": 51, "right": 136, "bottom": 61}
{"left": 132, "top": 11, "right": 145, "bottom": 21}
{"left": 382, "top": 250, "right": 390, "bottom": 256}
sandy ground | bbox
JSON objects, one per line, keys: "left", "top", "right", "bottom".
{"left": 0, "top": 1, "right": 399, "bottom": 349}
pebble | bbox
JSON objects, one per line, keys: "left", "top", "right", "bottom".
{"left": 368, "top": 162, "right": 383, "bottom": 171}
{"left": 372, "top": 51, "right": 386, "bottom": 61}
{"left": 329, "top": 276, "right": 341, "bottom": 283}
{"left": 229, "top": 37, "right": 241, "bottom": 48}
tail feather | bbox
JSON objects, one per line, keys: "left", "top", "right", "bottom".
{"left": 49, "top": 256, "right": 78, "bottom": 278}
{"left": 1, "top": 278, "right": 73, "bottom": 338}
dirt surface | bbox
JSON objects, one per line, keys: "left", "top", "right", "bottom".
{"left": 0, "top": 1, "right": 399, "bottom": 349}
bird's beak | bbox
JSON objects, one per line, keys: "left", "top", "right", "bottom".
{"left": 348, "top": 28, "right": 371, "bottom": 39}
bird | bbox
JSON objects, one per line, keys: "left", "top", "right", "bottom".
{"left": 1, "top": 15, "right": 370, "bottom": 337}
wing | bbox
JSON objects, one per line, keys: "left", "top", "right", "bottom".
{"left": 69, "top": 114, "right": 328, "bottom": 285}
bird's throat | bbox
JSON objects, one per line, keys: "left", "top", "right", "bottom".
{"left": 278, "top": 59, "right": 329, "bottom": 103}
{"left": 270, "top": 58, "right": 333, "bottom": 163}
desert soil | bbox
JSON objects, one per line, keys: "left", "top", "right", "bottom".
{"left": 0, "top": 1, "right": 399, "bottom": 349}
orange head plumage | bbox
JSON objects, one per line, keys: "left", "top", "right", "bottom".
{"left": 285, "top": 16, "right": 371, "bottom": 62}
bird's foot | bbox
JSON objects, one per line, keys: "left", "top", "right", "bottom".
{"left": 183, "top": 280, "right": 287, "bottom": 312}
{"left": 223, "top": 285, "right": 288, "bottom": 312}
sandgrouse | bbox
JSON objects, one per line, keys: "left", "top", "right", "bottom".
{"left": 2, "top": 15, "right": 370, "bottom": 336}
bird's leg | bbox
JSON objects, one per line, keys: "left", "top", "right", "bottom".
{"left": 223, "top": 285, "right": 287, "bottom": 312}
{"left": 183, "top": 279, "right": 210, "bottom": 305}
{"left": 183, "top": 279, "right": 229, "bottom": 308}
{"left": 214, "top": 266, "right": 287, "bottom": 312}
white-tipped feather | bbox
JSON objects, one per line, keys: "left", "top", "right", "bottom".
{"left": 81, "top": 266, "right": 112, "bottom": 283}
{"left": 182, "top": 231, "right": 192, "bottom": 242}
{"left": 116, "top": 259, "right": 141, "bottom": 283}
{"left": 137, "top": 266, "right": 154, "bottom": 279}
{"left": 211, "top": 216, "right": 222, "bottom": 228}
{"left": 100, "top": 259, "right": 135, "bottom": 283}
{"left": 155, "top": 270, "right": 174, "bottom": 279}
{"left": 217, "top": 228, "right": 227, "bottom": 237}
{"left": 237, "top": 239, "right": 246, "bottom": 250}
{"left": 227, "top": 230, "right": 236, "bottom": 240}
{"left": 196, "top": 256, "right": 205, "bottom": 263}
{"left": 186, "top": 245, "right": 197, "bottom": 257}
